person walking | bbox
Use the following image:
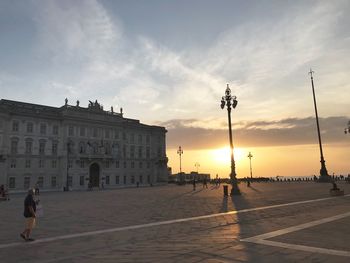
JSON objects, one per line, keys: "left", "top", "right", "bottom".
{"left": 20, "top": 189, "right": 37, "bottom": 241}
{"left": 203, "top": 177, "right": 208, "bottom": 189}
{"left": 35, "top": 183, "right": 40, "bottom": 195}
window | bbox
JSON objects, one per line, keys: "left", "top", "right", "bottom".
{"left": 114, "top": 130, "right": 119, "bottom": 140}
{"left": 68, "top": 126, "right": 74, "bottom": 136}
{"left": 68, "top": 160, "right": 73, "bottom": 168}
{"left": 123, "top": 132, "right": 126, "bottom": 141}
{"left": 10, "top": 159, "right": 16, "bottom": 168}
{"left": 130, "top": 146, "right": 135, "bottom": 159}
{"left": 130, "top": 133, "right": 135, "bottom": 143}
{"left": 131, "top": 161, "right": 135, "bottom": 168}
{"left": 115, "top": 160, "right": 120, "bottom": 168}
{"left": 79, "top": 142, "right": 85, "bottom": 154}
{"left": 39, "top": 159, "right": 45, "bottom": 168}
{"left": 80, "top": 160, "right": 85, "bottom": 168}
{"left": 52, "top": 141, "right": 58, "bottom": 155}
{"left": 105, "top": 161, "right": 109, "bottom": 168}
{"left": 146, "top": 147, "right": 150, "bottom": 159}
{"left": 105, "top": 176, "right": 110, "bottom": 185}
{"left": 105, "top": 129, "right": 110, "bottom": 139}
{"left": 11, "top": 139, "right": 18, "bottom": 154}
{"left": 27, "top": 123, "right": 33, "bottom": 133}
{"left": 80, "top": 127, "right": 85, "bottom": 137}
{"left": 146, "top": 135, "right": 150, "bottom": 144}
{"left": 139, "top": 175, "right": 143, "bottom": 184}
{"left": 115, "top": 175, "right": 119, "bottom": 184}
{"left": 24, "top": 177, "right": 31, "bottom": 189}
{"left": 25, "top": 140, "right": 32, "bottom": 154}
{"left": 123, "top": 146, "right": 126, "bottom": 158}
{"left": 68, "top": 176, "right": 72, "bottom": 187}
{"left": 12, "top": 121, "right": 19, "bottom": 132}
{"left": 138, "top": 146, "right": 143, "bottom": 158}
{"left": 93, "top": 128, "right": 98, "bottom": 137}
{"left": 51, "top": 176, "right": 57, "bottom": 188}
{"left": 147, "top": 162, "right": 150, "bottom": 169}
{"left": 40, "top": 124, "right": 47, "bottom": 134}
{"left": 39, "top": 140, "right": 46, "bottom": 155}
{"left": 123, "top": 161, "right": 127, "bottom": 168}
{"left": 138, "top": 134, "right": 142, "bottom": 144}
{"left": 52, "top": 160, "right": 57, "bottom": 168}
{"left": 147, "top": 175, "right": 150, "bottom": 183}
{"left": 123, "top": 175, "right": 126, "bottom": 184}
{"left": 25, "top": 159, "right": 31, "bottom": 168}
{"left": 9, "top": 177, "right": 15, "bottom": 189}
{"left": 157, "top": 147, "right": 161, "bottom": 157}
{"left": 53, "top": 125, "right": 59, "bottom": 135}
{"left": 37, "top": 177, "right": 44, "bottom": 188}
{"left": 80, "top": 176, "right": 85, "bottom": 186}
{"left": 139, "top": 161, "right": 143, "bottom": 168}
{"left": 131, "top": 176, "right": 135, "bottom": 184}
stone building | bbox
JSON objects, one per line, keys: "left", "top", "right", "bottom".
{"left": 0, "top": 99, "right": 168, "bottom": 192}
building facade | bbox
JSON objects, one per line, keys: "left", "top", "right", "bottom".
{"left": 0, "top": 99, "right": 168, "bottom": 192}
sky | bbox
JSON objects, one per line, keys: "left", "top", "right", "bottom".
{"left": 0, "top": 0, "right": 349, "bottom": 178}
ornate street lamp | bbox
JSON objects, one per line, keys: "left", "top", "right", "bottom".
{"left": 220, "top": 84, "right": 241, "bottom": 195}
{"left": 308, "top": 69, "right": 330, "bottom": 182}
{"left": 177, "top": 146, "right": 183, "bottom": 173}
{"left": 344, "top": 121, "right": 350, "bottom": 134}
{"left": 247, "top": 152, "right": 253, "bottom": 179}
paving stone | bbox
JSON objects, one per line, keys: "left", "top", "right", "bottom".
{"left": 1, "top": 182, "right": 349, "bottom": 262}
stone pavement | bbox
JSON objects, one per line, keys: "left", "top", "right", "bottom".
{"left": 1, "top": 181, "right": 349, "bottom": 262}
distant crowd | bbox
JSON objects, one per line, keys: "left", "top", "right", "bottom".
{"left": 172, "top": 174, "right": 350, "bottom": 185}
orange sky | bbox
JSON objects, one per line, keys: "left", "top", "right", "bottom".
{"left": 167, "top": 143, "right": 350, "bottom": 179}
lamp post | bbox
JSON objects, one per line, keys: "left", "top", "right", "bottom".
{"left": 177, "top": 146, "right": 183, "bottom": 173}
{"left": 248, "top": 152, "right": 253, "bottom": 179}
{"left": 195, "top": 162, "right": 200, "bottom": 173}
{"left": 308, "top": 69, "right": 330, "bottom": 182}
{"left": 220, "top": 84, "right": 241, "bottom": 195}
{"left": 177, "top": 146, "right": 184, "bottom": 183}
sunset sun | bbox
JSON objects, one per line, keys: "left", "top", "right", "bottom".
{"left": 211, "top": 147, "right": 244, "bottom": 165}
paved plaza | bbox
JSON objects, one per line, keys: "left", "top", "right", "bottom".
{"left": 1, "top": 181, "right": 350, "bottom": 262}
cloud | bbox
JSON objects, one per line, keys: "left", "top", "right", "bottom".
{"left": 33, "top": 0, "right": 121, "bottom": 61}
{"left": 2, "top": 0, "right": 349, "bottom": 127}
{"left": 161, "top": 116, "right": 350, "bottom": 149}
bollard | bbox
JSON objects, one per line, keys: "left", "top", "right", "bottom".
{"left": 223, "top": 185, "right": 228, "bottom": 196}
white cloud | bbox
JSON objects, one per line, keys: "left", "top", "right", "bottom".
{"left": 8, "top": 0, "right": 348, "bottom": 126}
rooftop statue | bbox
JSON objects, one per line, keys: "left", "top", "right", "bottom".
{"left": 88, "top": 100, "right": 103, "bottom": 111}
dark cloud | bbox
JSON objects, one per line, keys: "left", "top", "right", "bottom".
{"left": 161, "top": 116, "right": 350, "bottom": 149}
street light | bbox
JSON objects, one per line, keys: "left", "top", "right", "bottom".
{"left": 177, "top": 146, "right": 183, "bottom": 173}
{"left": 177, "top": 146, "right": 184, "bottom": 184}
{"left": 195, "top": 162, "right": 200, "bottom": 173}
{"left": 220, "top": 84, "right": 241, "bottom": 195}
{"left": 308, "top": 69, "right": 330, "bottom": 182}
{"left": 247, "top": 152, "right": 253, "bottom": 179}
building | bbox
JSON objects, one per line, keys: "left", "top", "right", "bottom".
{"left": 175, "top": 172, "right": 210, "bottom": 183}
{"left": 0, "top": 99, "right": 168, "bottom": 192}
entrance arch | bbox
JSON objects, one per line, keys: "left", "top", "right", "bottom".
{"left": 89, "top": 163, "right": 100, "bottom": 187}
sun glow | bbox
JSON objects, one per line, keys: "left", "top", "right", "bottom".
{"left": 211, "top": 147, "right": 244, "bottom": 164}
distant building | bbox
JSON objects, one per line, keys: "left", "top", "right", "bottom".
{"left": 175, "top": 172, "right": 210, "bottom": 182}
{"left": 0, "top": 99, "right": 168, "bottom": 192}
